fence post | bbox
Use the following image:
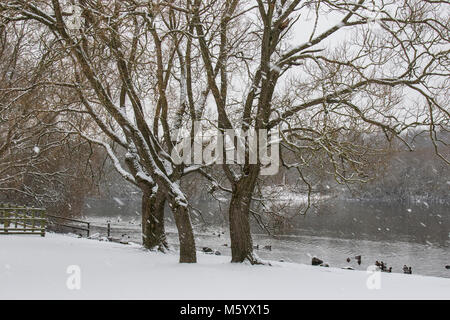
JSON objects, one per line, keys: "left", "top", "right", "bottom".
{"left": 14, "top": 209, "right": 18, "bottom": 228}
{"left": 87, "top": 222, "right": 90, "bottom": 238}
{"left": 40, "top": 210, "right": 46, "bottom": 237}
{"left": 31, "top": 210, "right": 36, "bottom": 231}
{"left": 4, "top": 204, "right": 10, "bottom": 232}
{"left": 0, "top": 203, "right": 3, "bottom": 225}
{"left": 107, "top": 222, "right": 111, "bottom": 238}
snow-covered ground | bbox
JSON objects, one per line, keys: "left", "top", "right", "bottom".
{"left": 0, "top": 233, "right": 449, "bottom": 300}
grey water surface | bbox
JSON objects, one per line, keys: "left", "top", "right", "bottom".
{"left": 83, "top": 198, "right": 450, "bottom": 278}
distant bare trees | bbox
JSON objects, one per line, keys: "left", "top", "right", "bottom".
{"left": 0, "top": 20, "right": 104, "bottom": 214}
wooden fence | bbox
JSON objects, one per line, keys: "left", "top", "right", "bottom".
{"left": 46, "top": 214, "right": 90, "bottom": 237}
{"left": 0, "top": 204, "right": 47, "bottom": 236}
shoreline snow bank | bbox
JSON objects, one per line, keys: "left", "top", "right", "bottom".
{"left": 0, "top": 233, "right": 449, "bottom": 300}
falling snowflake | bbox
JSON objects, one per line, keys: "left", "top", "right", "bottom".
{"left": 33, "top": 146, "right": 40, "bottom": 154}
{"left": 113, "top": 197, "right": 124, "bottom": 206}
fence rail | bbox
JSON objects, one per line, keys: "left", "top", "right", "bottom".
{"left": 0, "top": 204, "right": 46, "bottom": 236}
{"left": 46, "top": 214, "right": 90, "bottom": 237}
{"left": 0, "top": 204, "right": 127, "bottom": 240}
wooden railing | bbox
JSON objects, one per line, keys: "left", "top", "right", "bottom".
{"left": 46, "top": 214, "right": 90, "bottom": 237}
{"left": 0, "top": 204, "right": 47, "bottom": 237}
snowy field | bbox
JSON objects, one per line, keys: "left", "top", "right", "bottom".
{"left": 0, "top": 233, "right": 449, "bottom": 300}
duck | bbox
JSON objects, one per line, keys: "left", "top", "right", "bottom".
{"left": 311, "top": 257, "right": 323, "bottom": 266}
{"left": 403, "top": 265, "right": 412, "bottom": 274}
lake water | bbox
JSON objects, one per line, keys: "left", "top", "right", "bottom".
{"left": 83, "top": 198, "right": 450, "bottom": 278}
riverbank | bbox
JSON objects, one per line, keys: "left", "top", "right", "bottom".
{"left": 0, "top": 233, "right": 449, "bottom": 299}
{"left": 84, "top": 216, "right": 450, "bottom": 278}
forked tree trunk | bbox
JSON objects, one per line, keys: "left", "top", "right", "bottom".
{"left": 228, "top": 176, "right": 261, "bottom": 264}
{"left": 141, "top": 189, "right": 169, "bottom": 252}
{"left": 168, "top": 199, "right": 197, "bottom": 263}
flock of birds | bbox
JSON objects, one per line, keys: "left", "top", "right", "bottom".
{"left": 118, "top": 228, "right": 450, "bottom": 273}
{"left": 311, "top": 255, "right": 416, "bottom": 274}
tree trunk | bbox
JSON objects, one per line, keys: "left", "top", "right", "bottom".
{"left": 142, "top": 189, "right": 169, "bottom": 252}
{"left": 228, "top": 176, "right": 261, "bottom": 264}
{"left": 169, "top": 199, "right": 197, "bottom": 263}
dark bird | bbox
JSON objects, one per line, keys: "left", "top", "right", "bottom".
{"left": 312, "top": 257, "right": 323, "bottom": 266}
{"left": 403, "top": 265, "right": 412, "bottom": 274}
{"left": 346, "top": 257, "right": 351, "bottom": 263}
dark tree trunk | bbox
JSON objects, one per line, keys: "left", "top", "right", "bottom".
{"left": 228, "top": 174, "right": 261, "bottom": 264}
{"left": 168, "top": 199, "right": 197, "bottom": 263}
{"left": 141, "top": 189, "right": 169, "bottom": 252}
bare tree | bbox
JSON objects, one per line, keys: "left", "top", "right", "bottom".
{"left": 0, "top": 0, "right": 207, "bottom": 262}
{"left": 190, "top": 0, "right": 449, "bottom": 263}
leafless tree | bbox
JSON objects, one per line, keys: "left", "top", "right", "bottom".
{"left": 189, "top": 0, "right": 449, "bottom": 263}
{"left": 0, "top": 0, "right": 237, "bottom": 262}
